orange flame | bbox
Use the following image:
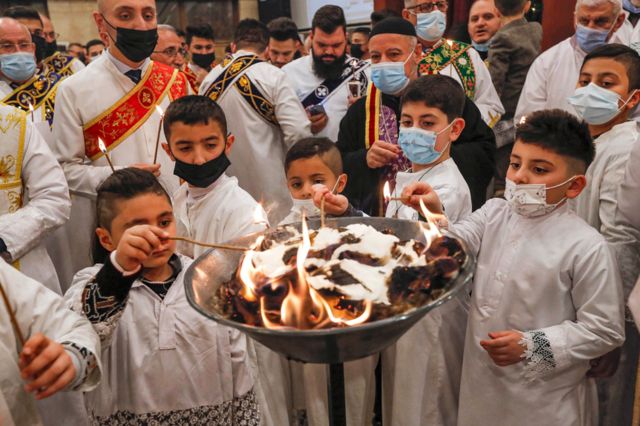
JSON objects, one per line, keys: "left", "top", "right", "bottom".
{"left": 383, "top": 181, "right": 391, "bottom": 201}
{"left": 419, "top": 199, "right": 444, "bottom": 249}
{"left": 98, "top": 138, "right": 107, "bottom": 154}
{"left": 239, "top": 236, "right": 264, "bottom": 302}
{"left": 155, "top": 105, "right": 164, "bottom": 117}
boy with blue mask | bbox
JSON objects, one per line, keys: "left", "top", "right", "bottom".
{"left": 402, "top": 109, "right": 625, "bottom": 426}
{"left": 568, "top": 43, "right": 640, "bottom": 426}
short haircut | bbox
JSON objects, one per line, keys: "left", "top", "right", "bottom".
{"left": 186, "top": 24, "right": 215, "bottom": 45}
{"left": 401, "top": 75, "right": 466, "bottom": 122}
{"left": 515, "top": 109, "right": 595, "bottom": 172}
{"left": 176, "top": 28, "right": 186, "bottom": 39}
{"left": 312, "top": 5, "right": 346, "bottom": 34}
{"left": 351, "top": 27, "right": 371, "bottom": 38}
{"left": 158, "top": 24, "right": 178, "bottom": 34}
{"left": 285, "top": 137, "right": 343, "bottom": 177}
{"left": 94, "top": 168, "right": 171, "bottom": 263}
{"left": 163, "top": 95, "right": 228, "bottom": 141}
{"left": 582, "top": 43, "right": 640, "bottom": 90}
{"left": 575, "top": 0, "right": 622, "bottom": 16}
{"left": 3, "top": 6, "right": 42, "bottom": 25}
{"left": 371, "top": 8, "right": 401, "bottom": 26}
{"left": 268, "top": 17, "right": 300, "bottom": 42}
{"left": 68, "top": 42, "right": 84, "bottom": 49}
{"left": 495, "top": 0, "right": 528, "bottom": 16}
{"left": 86, "top": 39, "right": 105, "bottom": 50}
{"left": 234, "top": 18, "right": 269, "bottom": 51}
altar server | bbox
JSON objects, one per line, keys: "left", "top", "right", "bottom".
{"left": 403, "top": 109, "right": 625, "bottom": 426}
{"left": 515, "top": 0, "right": 626, "bottom": 122}
{"left": 283, "top": 5, "right": 370, "bottom": 141}
{"left": 402, "top": 0, "right": 504, "bottom": 126}
{"left": 51, "top": 0, "right": 189, "bottom": 286}
{"left": 0, "top": 259, "right": 101, "bottom": 426}
{"left": 65, "top": 168, "right": 259, "bottom": 424}
{"left": 200, "top": 19, "right": 311, "bottom": 224}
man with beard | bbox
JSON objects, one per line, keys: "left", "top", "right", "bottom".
{"left": 284, "top": 5, "right": 369, "bottom": 141}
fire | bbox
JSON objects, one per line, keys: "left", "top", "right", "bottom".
{"left": 98, "top": 138, "right": 107, "bottom": 153}
{"left": 155, "top": 105, "right": 164, "bottom": 117}
{"left": 238, "top": 214, "right": 372, "bottom": 330}
{"left": 383, "top": 181, "right": 391, "bottom": 201}
{"left": 419, "top": 199, "right": 446, "bottom": 249}
{"left": 28, "top": 102, "right": 34, "bottom": 113}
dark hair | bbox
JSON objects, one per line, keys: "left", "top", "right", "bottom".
{"left": 494, "top": 0, "right": 528, "bottom": 16}
{"left": 312, "top": 5, "right": 346, "bottom": 34}
{"left": 86, "top": 39, "right": 105, "bottom": 50}
{"left": 68, "top": 42, "right": 84, "bottom": 50}
{"left": 176, "top": 28, "right": 186, "bottom": 39}
{"left": 234, "top": 18, "right": 269, "bottom": 51}
{"left": 371, "top": 8, "right": 400, "bottom": 27}
{"left": 268, "top": 17, "right": 300, "bottom": 43}
{"left": 186, "top": 24, "right": 215, "bottom": 45}
{"left": 582, "top": 43, "right": 640, "bottom": 90}
{"left": 285, "top": 137, "right": 343, "bottom": 177}
{"left": 93, "top": 168, "right": 171, "bottom": 263}
{"left": 516, "top": 109, "right": 595, "bottom": 172}
{"left": 163, "top": 95, "right": 227, "bottom": 141}
{"left": 401, "top": 75, "right": 465, "bottom": 122}
{"left": 3, "top": 6, "right": 42, "bottom": 24}
{"left": 351, "top": 27, "right": 371, "bottom": 38}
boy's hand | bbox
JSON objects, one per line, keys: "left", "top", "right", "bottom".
{"left": 19, "top": 333, "right": 76, "bottom": 400}
{"left": 312, "top": 184, "right": 349, "bottom": 216}
{"left": 130, "top": 163, "right": 161, "bottom": 177}
{"left": 308, "top": 112, "right": 328, "bottom": 134}
{"left": 480, "top": 331, "right": 525, "bottom": 367}
{"left": 587, "top": 347, "right": 621, "bottom": 378}
{"left": 115, "top": 225, "right": 171, "bottom": 271}
{"left": 400, "top": 182, "right": 444, "bottom": 215}
{"left": 366, "top": 140, "right": 400, "bottom": 169}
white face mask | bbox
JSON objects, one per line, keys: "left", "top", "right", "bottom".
{"left": 504, "top": 176, "right": 576, "bottom": 217}
{"left": 291, "top": 197, "right": 321, "bottom": 217}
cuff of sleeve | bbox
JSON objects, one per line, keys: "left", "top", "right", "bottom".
{"left": 63, "top": 347, "right": 86, "bottom": 390}
{"left": 110, "top": 251, "right": 141, "bottom": 276}
{"left": 519, "top": 329, "right": 562, "bottom": 382}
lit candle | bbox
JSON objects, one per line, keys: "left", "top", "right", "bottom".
{"left": 152, "top": 105, "right": 165, "bottom": 165}
{"left": 28, "top": 102, "right": 34, "bottom": 122}
{"left": 98, "top": 138, "right": 116, "bottom": 173}
{"left": 253, "top": 204, "right": 270, "bottom": 228}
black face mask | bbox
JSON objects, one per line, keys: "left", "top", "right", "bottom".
{"left": 32, "top": 34, "right": 46, "bottom": 63}
{"left": 191, "top": 52, "right": 216, "bottom": 70}
{"left": 44, "top": 40, "right": 57, "bottom": 59}
{"left": 103, "top": 16, "right": 158, "bottom": 62}
{"left": 350, "top": 44, "right": 364, "bottom": 60}
{"left": 173, "top": 152, "right": 230, "bottom": 188}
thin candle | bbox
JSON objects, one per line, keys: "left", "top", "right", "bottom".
{"left": 168, "top": 236, "right": 248, "bottom": 252}
{"left": 0, "top": 281, "right": 25, "bottom": 348}
{"left": 152, "top": 105, "right": 164, "bottom": 165}
{"left": 28, "top": 102, "right": 34, "bottom": 122}
{"left": 98, "top": 138, "right": 116, "bottom": 173}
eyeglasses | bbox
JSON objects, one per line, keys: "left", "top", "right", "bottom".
{"left": 407, "top": 1, "right": 449, "bottom": 13}
{"left": 0, "top": 42, "right": 34, "bottom": 53}
{"left": 44, "top": 31, "right": 60, "bottom": 40}
{"left": 30, "top": 29, "right": 44, "bottom": 38}
{"left": 153, "top": 46, "right": 187, "bottom": 57}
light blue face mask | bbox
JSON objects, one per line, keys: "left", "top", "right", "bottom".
{"left": 370, "top": 53, "right": 414, "bottom": 95}
{"left": 0, "top": 52, "right": 36, "bottom": 82}
{"left": 623, "top": 0, "right": 640, "bottom": 14}
{"left": 568, "top": 83, "right": 636, "bottom": 125}
{"left": 575, "top": 24, "right": 610, "bottom": 53}
{"left": 398, "top": 122, "right": 454, "bottom": 165}
{"left": 416, "top": 10, "right": 447, "bottom": 42}
{"left": 472, "top": 40, "right": 490, "bottom": 53}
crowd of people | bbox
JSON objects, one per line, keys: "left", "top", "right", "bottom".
{"left": 1, "top": 0, "right": 640, "bottom": 425}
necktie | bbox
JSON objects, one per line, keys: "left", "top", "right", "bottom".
{"left": 125, "top": 69, "right": 142, "bottom": 84}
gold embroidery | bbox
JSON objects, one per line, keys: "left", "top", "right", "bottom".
{"left": 7, "top": 190, "right": 22, "bottom": 212}
{"left": 0, "top": 155, "right": 16, "bottom": 182}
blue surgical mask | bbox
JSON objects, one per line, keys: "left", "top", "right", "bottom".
{"left": 575, "top": 24, "right": 609, "bottom": 53}
{"left": 568, "top": 83, "right": 636, "bottom": 125}
{"left": 472, "top": 40, "right": 490, "bottom": 53}
{"left": 416, "top": 10, "right": 447, "bottom": 42}
{"left": 0, "top": 52, "right": 36, "bottom": 82}
{"left": 624, "top": 0, "right": 640, "bottom": 14}
{"left": 398, "top": 122, "right": 454, "bottom": 165}
{"left": 370, "top": 53, "right": 414, "bottom": 95}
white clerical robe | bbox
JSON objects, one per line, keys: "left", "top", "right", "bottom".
{"left": 382, "top": 157, "right": 471, "bottom": 426}
{"left": 631, "top": 21, "right": 640, "bottom": 52}
{"left": 0, "top": 114, "right": 69, "bottom": 293}
{"left": 0, "top": 259, "right": 101, "bottom": 426}
{"left": 64, "top": 254, "right": 256, "bottom": 423}
{"left": 454, "top": 200, "right": 625, "bottom": 426}
{"left": 200, "top": 51, "right": 312, "bottom": 224}
{"left": 50, "top": 53, "right": 182, "bottom": 288}
{"left": 614, "top": 11, "right": 635, "bottom": 45}
{"left": 283, "top": 54, "right": 368, "bottom": 142}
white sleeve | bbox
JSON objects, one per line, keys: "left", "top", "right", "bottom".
{"left": 469, "top": 49, "right": 504, "bottom": 125}
{"left": 70, "top": 58, "right": 85, "bottom": 74}
{"left": 272, "top": 71, "right": 313, "bottom": 149}
{"left": 617, "top": 140, "right": 640, "bottom": 232}
{"left": 0, "top": 122, "right": 70, "bottom": 260}
{"left": 519, "top": 239, "right": 625, "bottom": 381}
{"left": 514, "top": 55, "right": 548, "bottom": 123}
{"left": 51, "top": 79, "right": 113, "bottom": 198}
{"left": 448, "top": 199, "right": 495, "bottom": 258}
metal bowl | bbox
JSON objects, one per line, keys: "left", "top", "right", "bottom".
{"left": 184, "top": 217, "right": 475, "bottom": 364}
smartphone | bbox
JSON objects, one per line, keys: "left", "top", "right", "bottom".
{"left": 306, "top": 104, "right": 326, "bottom": 116}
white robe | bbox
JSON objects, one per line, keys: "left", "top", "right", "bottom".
{"left": 631, "top": 21, "right": 640, "bottom": 52}
{"left": 200, "top": 51, "right": 312, "bottom": 224}
{"left": 613, "top": 11, "right": 635, "bottom": 45}
{"left": 382, "top": 158, "right": 471, "bottom": 426}
{"left": 283, "top": 54, "right": 368, "bottom": 142}
{"left": 50, "top": 53, "right": 182, "bottom": 288}
{"left": 0, "top": 259, "right": 101, "bottom": 426}
{"left": 454, "top": 200, "right": 625, "bottom": 426}
{"left": 64, "top": 254, "right": 256, "bottom": 422}
{"left": 0, "top": 117, "right": 69, "bottom": 294}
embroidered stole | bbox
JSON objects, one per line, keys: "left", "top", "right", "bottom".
{"left": 2, "top": 73, "right": 61, "bottom": 126}
{"left": 418, "top": 40, "right": 476, "bottom": 99}
{"left": 43, "top": 52, "right": 77, "bottom": 77}
{"left": 301, "top": 58, "right": 370, "bottom": 108}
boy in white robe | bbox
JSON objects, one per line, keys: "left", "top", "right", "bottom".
{"left": 401, "top": 109, "right": 625, "bottom": 426}
{"left": 64, "top": 168, "right": 259, "bottom": 425}
{"left": 0, "top": 258, "right": 101, "bottom": 426}
{"left": 381, "top": 75, "right": 471, "bottom": 426}
{"left": 567, "top": 43, "right": 640, "bottom": 426}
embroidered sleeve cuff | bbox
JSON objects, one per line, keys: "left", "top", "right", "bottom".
{"left": 519, "top": 330, "right": 558, "bottom": 382}
{"left": 61, "top": 342, "right": 98, "bottom": 390}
